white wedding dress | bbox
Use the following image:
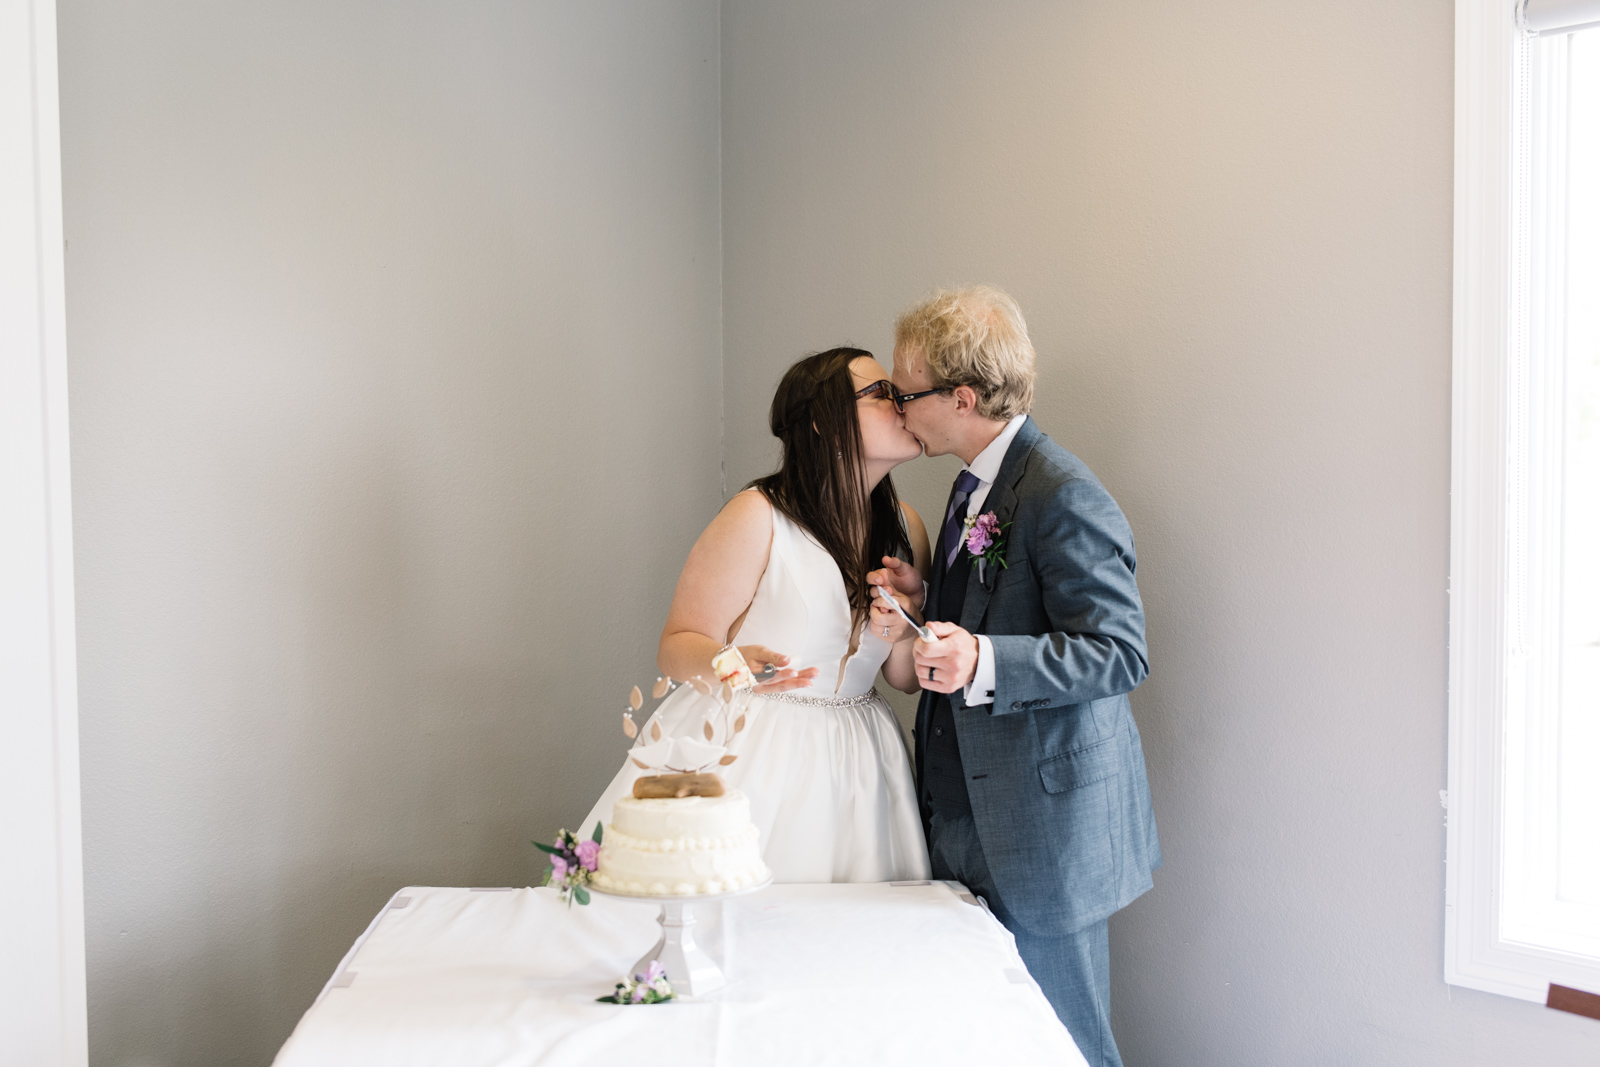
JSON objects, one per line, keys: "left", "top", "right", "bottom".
{"left": 581, "top": 492, "right": 932, "bottom": 883}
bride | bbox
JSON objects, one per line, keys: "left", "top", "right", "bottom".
{"left": 581, "top": 347, "right": 934, "bottom": 882}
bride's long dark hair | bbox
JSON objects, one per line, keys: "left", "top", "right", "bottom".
{"left": 750, "top": 348, "right": 912, "bottom": 634}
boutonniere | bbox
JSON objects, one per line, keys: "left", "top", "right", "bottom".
{"left": 964, "top": 511, "right": 1011, "bottom": 585}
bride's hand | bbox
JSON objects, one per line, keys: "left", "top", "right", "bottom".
{"left": 869, "top": 587, "right": 921, "bottom": 644}
{"left": 739, "top": 645, "right": 819, "bottom": 694}
{"left": 867, "top": 555, "right": 924, "bottom": 612}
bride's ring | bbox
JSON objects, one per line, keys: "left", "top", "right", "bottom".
{"left": 928, "top": 665, "right": 936, "bottom": 681}
{"left": 882, "top": 625, "right": 890, "bottom": 638}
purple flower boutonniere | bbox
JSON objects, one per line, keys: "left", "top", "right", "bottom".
{"left": 963, "top": 511, "right": 1011, "bottom": 585}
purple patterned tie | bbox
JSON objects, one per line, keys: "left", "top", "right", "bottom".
{"left": 942, "top": 470, "right": 982, "bottom": 571}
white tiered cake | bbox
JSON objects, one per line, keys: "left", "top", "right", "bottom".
{"left": 593, "top": 790, "right": 770, "bottom": 897}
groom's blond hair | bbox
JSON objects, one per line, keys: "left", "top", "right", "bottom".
{"left": 893, "top": 286, "right": 1035, "bottom": 421}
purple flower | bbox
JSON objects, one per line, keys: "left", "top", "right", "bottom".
{"left": 549, "top": 855, "right": 568, "bottom": 882}
{"left": 642, "top": 960, "right": 666, "bottom": 985}
{"left": 576, "top": 839, "right": 600, "bottom": 872}
{"left": 630, "top": 984, "right": 646, "bottom": 1004}
{"left": 965, "top": 511, "right": 1001, "bottom": 554}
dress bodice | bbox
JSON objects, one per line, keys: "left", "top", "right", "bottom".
{"left": 729, "top": 491, "right": 889, "bottom": 698}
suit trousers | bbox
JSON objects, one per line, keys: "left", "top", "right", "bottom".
{"left": 928, "top": 809, "right": 1122, "bottom": 1067}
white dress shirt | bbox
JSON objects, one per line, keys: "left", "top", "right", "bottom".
{"left": 951, "top": 414, "right": 1028, "bottom": 706}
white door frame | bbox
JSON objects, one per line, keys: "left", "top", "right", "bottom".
{"left": 0, "top": 0, "right": 89, "bottom": 1062}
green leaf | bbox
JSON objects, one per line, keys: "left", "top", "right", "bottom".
{"left": 572, "top": 885, "right": 591, "bottom": 906}
{"left": 533, "top": 841, "right": 559, "bottom": 854}
{"left": 592, "top": 822, "right": 604, "bottom": 844}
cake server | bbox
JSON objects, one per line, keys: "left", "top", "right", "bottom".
{"left": 876, "top": 584, "right": 934, "bottom": 641}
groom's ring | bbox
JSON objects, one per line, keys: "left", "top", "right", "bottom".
{"left": 928, "top": 665, "right": 936, "bottom": 681}
{"left": 883, "top": 625, "right": 890, "bottom": 638}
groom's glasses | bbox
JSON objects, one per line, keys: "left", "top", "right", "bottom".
{"left": 888, "top": 386, "right": 946, "bottom": 413}
{"left": 855, "top": 379, "right": 948, "bottom": 413}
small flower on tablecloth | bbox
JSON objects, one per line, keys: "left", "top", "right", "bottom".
{"left": 598, "top": 960, "right": 677, "bottom": 1004}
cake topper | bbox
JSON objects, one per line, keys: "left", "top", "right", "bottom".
{"left": 621, "top": 646, "right": 756, "bottom": 799}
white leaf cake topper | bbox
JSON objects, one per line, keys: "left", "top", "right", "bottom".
{"left": 619, "top": 649, "right": 754, "bottom": 778}
{"left": 629, "top": 735, "right": 729, "bottom": 775}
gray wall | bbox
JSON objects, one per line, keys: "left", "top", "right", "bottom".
{"left": 720, "top": 1, "right": 1598, "bottom": 1065}
{"left": 60, "top": 1, "right": 1600, "bottom": 1065}
{"left": 60, "top": 2, "right": 720, "bottom": 1064}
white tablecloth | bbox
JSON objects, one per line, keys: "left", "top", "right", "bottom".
{"left": 272, "top": 881, "right": 1085, "bottom": 1066}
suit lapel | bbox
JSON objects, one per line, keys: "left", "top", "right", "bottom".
{"left": 958, "top": 417, "right": 1042, "bottom": 634}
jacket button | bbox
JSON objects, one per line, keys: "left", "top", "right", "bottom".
{"left": 934, "top": 727, "right": 943, "bottom": 737}
{"left": 1011, "top": 701, "right": 1024, "bottom": 710}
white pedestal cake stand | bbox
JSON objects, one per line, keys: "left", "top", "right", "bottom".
{"left": 591, "top": 875, "right": 773, "bottom": 996}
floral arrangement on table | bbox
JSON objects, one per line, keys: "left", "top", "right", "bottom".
{"left": 596, "top": 960, "right": 677, "bottom": 1004}
{"left": 534, "top": 825, "right": 602, "bottom": 907}
{"left": 964, "top": 510, "right": 1012, "bottom": 583}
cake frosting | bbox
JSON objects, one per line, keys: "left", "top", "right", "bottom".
{"left": 594, "top": 790, "right": 770, "bottom": 896}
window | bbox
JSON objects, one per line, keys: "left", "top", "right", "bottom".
{"left": 1504, "top": 18, "right": 1600, "bottom": 964}
{"left": 1448, "top": 0, "right": 1600, "bottom": 1002}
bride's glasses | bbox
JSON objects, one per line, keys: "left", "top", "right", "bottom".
{"left": 854, "top": 379, "right": 898, "bottom": 404}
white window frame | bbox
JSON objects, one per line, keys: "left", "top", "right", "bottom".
{"left": 0, "top": 0, "right": 88, "bottom": 1062}
{"left": 1446, "top": 0, "right": 1600, "bottom": 1002}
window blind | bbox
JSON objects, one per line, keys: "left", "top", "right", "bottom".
{"left": 1521, "top": 0, "right": 1600, "bottom": 35}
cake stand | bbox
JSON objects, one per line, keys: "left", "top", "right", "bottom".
{"left": 590, "top": 874, "right": 773, "bottom": 996}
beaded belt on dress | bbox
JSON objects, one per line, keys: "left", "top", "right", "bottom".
{"left": 764, "top": 686, "right": 881, "bottom": 708}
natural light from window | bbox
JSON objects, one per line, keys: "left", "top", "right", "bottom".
{"left": 1557, "top": 26, "right": 1600, "bottom": 912}
{"left": 1503, "top": 22, "right": 1600, "bottom": 961}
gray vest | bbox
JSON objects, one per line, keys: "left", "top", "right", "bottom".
{"left": 922, "top": 536, "right": 974, "bottom": 816}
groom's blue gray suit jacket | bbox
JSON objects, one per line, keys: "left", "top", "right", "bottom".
{"left": 915, "top": 416, "right": 1160, "bottom": 936}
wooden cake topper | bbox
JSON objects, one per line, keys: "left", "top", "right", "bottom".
{"left": 620, "top": 661, "right": 749, "bottom": 799}
{"left": 633, "top": 772, "right": 725, "bottom": 799}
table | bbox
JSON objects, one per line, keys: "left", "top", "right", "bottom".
{"left": 272, "top": 881, "right": 1086, "bottom": 1066}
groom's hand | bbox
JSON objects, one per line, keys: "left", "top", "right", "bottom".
{"left": 867, "top": 555, "right": 924, "bottom": 611}
{"left": 913, "top": 622, "right": 979, "bottom": 694}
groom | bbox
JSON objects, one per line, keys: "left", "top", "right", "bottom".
{"left": 871, "top": 287, "right": 1159, "bottom": 1067}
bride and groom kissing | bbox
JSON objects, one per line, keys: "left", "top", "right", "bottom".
{"left": 582, "top": 285, "right": 1158, "bottom": 1067}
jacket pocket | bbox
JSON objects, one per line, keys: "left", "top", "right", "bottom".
{"left": 1038, "top": 736, "right": 1118, "bottom": 794}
